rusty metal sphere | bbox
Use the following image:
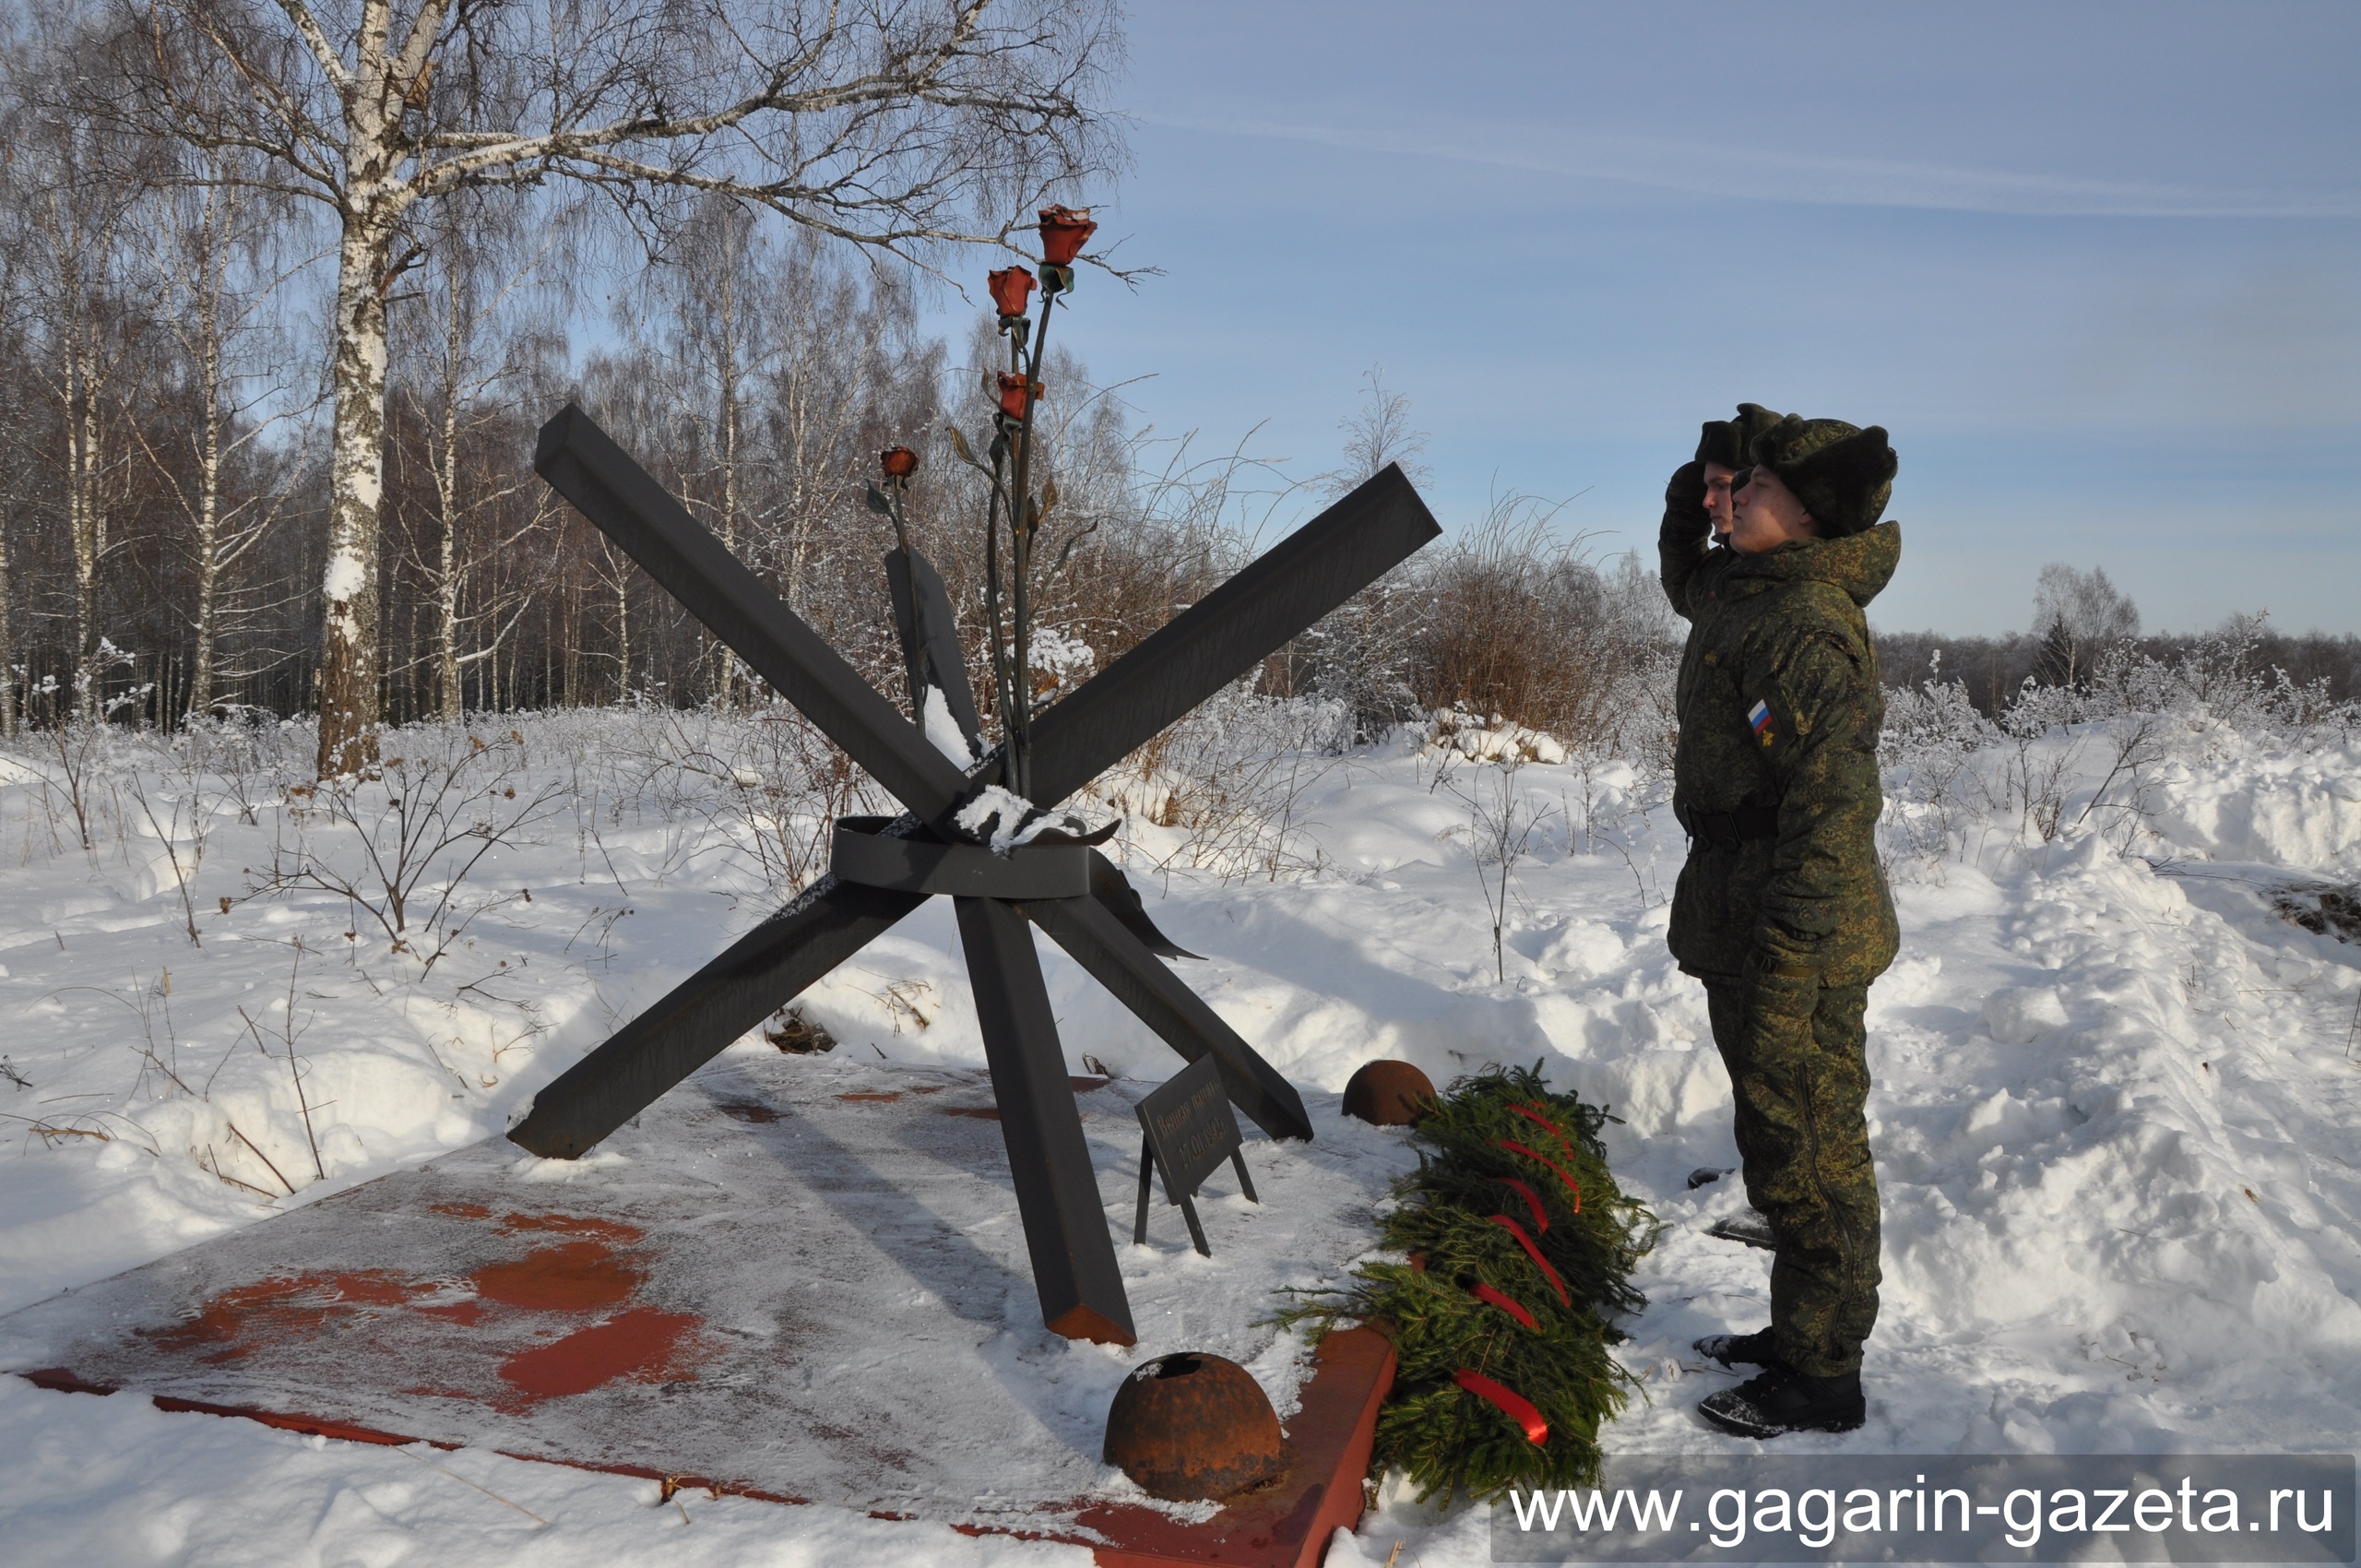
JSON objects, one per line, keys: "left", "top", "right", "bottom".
{"left": 1342, "top": 1060, "right": 1435, "bottom": 1126}
{"left": 1102, "top": 1351, "right": 1286, "bottom": 1502}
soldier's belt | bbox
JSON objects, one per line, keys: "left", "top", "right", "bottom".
{"left": 1677, "top": 801, "right": 1780, "bottom": 847}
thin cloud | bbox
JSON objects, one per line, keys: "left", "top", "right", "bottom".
{"left": 1141, "top": 110, "right": 2361, "bottom": 220}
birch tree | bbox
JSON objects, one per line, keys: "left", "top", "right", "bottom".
{"left": 0, "top": 62, "right": 32, "bottom": 737}
{"left": 0, "top": 292, "right": 23, "bottom": 737}
{"left": 2033, "top": 562, "right": 2142, "bottom": 689}
{"left": 129, "top": 159, "right": 310, "bottom": 722}
{"left": 113, "top": 0, "right": 1120, "bottom": 774}
{"left": 389, "top": 188, "right": 564, "bottom": 721}
{"left": 640, "top": 195, "right": 776, "bottom": 707}
{"left": 17, "top": 18, "right": 154, "bottom": 718}
{"left": 764, "top": 228, "right": 935, "bottom": 616}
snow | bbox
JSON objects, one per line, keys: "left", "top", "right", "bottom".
{"left": 1, "top": 705, "right": 2356, "bottom": 1564}
{"left": 1026, "top": 626, "right": 1094, "bottom": 684}
{"left": 953, "top": 783, "right": 1090, "bottom": 852}
{"left": 1423, "top": 707, "right": 1569, "bottom": 766}
{"left": 922, "top": 684, "right": 978, "bottom": 766}
{"left": 319, "top": 547, "right": 368, "bottom": 606}
{"left": 0, "top": 1368, "right": 1079, "bottom": 1568}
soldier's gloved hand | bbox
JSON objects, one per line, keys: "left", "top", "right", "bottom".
{"left": 1664, "top": 460, "right": 1710, "bottom": 537}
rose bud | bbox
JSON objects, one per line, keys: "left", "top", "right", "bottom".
{"left": 987, "top": 266, "right": 1036, "bottom": 319}
{"left": 879, "top": 445, "right": 918, "bottom": 480}
{"left": 997, "top": 372, "right": 1041, "bottom": 421}
{"left": 1037, "top": 206, "right": 1097, "bottom": 267}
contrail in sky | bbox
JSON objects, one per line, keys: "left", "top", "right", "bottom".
{"left": 1140, "top": 110, "right": 2361, "bottom": 220}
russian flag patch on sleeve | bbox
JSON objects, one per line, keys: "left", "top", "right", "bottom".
{"left": 1748, "top": 699, "right": 1775, "bottom": 747}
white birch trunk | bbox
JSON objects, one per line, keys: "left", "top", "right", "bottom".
{"left": 185, "top": 192, "right": 227, "bottom": 724}
{"left": 315, "top": 191, "right": 398, "bottom": 774}
{"left": 613, "top": 560, "right": 631, "bottom": 703}
{"left": 434, "top": 280, "right": 464, "bottom": 722}
{"left": 68, "top": 321, "right": 106, "bottom": 721}
{"left": 0, "top": 510, "right": 15, "bottom": 738}
{"left": 710, "top": 249, "right": 743, "bottom": 707}
{"left": 312, "top": 0, "right": 409, "bottom": 772}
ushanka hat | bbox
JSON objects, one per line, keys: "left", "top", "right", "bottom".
{"left": 1693, "top": 401, "right": 1786, "bottom": 471}
{"left": 1748, "top": 415, "right": 1897, "bottom": 538}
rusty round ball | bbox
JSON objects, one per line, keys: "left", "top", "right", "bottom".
{"left": 1342, "top": 1060, "right": 1435, "bottom": 1126}
{"left": 1102, "top": 1352, "right": 1286, "bottom": 1502}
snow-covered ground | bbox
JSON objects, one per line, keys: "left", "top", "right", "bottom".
{"left": 1, "top": 703, "right": 2356, "bottom": 1566}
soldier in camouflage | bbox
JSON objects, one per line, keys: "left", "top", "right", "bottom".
{"left": 1659, "top": 410, "right": 1902, "bottom": 1438}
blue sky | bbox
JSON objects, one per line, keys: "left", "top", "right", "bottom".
{"left": 933, "top": 1, "right": 2361, "bottom": 636}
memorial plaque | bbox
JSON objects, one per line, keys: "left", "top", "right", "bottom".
{"left": 1133, "top": 1053, "right": 1259, "bottom": 1257}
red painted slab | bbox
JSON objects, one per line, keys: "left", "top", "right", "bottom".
{"left": 1, "top": 1054, "right": 1407, "bottom": 1564}
{"left": 20, "top": 1325, "right": 1393, "bottom": 1567}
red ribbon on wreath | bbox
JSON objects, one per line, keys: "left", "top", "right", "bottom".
{"left": 1496, "top": 1138, "right": 1584, "bottom": 1213}
{"left": 1486, "top": 1213, "right": 1571, "bottom": 1306}
{"left": 1489, "top": 1176, "right": 1548, "bottom": 1233}
{"left": 1453, "top": 1368, "right": 1548, "bottom": 1444}
{"left": 1512, "top": 1102, "right": 1581, "bottom": 1159}
{"left": 1471, "top": 1281, "right": 1537, "bottom": 1331}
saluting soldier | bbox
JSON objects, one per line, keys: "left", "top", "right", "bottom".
{"left": 1694, "top": 403, "right": 1786, "bottom": 548}
{"left": 1658, "top": 411, "right": 1902, "bottom": 1437}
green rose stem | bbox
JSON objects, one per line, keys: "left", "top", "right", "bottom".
{"left": 982, "top": 434, "right": 1014, "bottom": 763}
{"left": 882, "top": 474, "right": 911, "bottom": 555}
{"left": 957, "top": 230, "right": 1084, "bottom": 810}
{"left": 973, "top": 276, "right": 1062, "bottom": 801}
{"left": 884, "top": 475, "right": 921, "bottom": 715}
{"left": 1004, "top": 277, "right": 1062, "bottom": 801}
{"left": 869, "top": 449, "right": 923, "bottom": 719}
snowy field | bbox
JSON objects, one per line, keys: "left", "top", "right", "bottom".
{"left": 0, "top": 695, "right": 2356, "bottom": 1566}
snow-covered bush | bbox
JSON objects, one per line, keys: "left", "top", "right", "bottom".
{"left": 1418, "top": 708, "right": 1568, "bottom": 766}
{"left": 1878, "top": 665, "right": 1996, "bottom": 865}
{"left": 1097, "top": 682, "right": 1354, "bottom": 881}
{"left": 1880, "top": 621, "right": 2361, "bottom": 871}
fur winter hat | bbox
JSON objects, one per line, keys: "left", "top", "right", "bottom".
{"left": 1748, "top": 415, "right": 1897, "bottom": 538}
{"left": 1694, "top": 402, "right": 1786, "bottom": 470}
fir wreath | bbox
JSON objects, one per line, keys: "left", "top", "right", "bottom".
{"left": 1275, "top": 1064, "right": 1658, "bottom": 1504}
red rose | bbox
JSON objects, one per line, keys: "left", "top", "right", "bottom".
{"left": 987, "top": 266, "right": 1036, "bottom": 319}
{"left": 1037, "top": 206, "right": 1097, "bottom": 266}
{"left": 997, "top": 373, "right": 1040, "bottom": 421}
{"left": 879, "top": 445, "right": 918, "bottom": 480}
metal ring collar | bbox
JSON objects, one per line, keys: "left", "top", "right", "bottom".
{"left": 829, "top": 814, "right": 1090, "bottom": 899}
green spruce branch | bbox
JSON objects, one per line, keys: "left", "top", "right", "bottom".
{"left": 1272, "top": 1064, "right": 1660, "bottom": 1505}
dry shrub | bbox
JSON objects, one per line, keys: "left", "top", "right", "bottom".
{"left": 1284, "top": 497, "right": 1678, "bottom": 755}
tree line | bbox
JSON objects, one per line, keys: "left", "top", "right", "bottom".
{"left": 7, "top": 4, "right": 2339, "bottom": 775}
{"left": 1877, "top": 562, "right": 2361, "bottom": 714}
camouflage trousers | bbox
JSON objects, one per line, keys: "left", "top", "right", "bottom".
{"left": 1704, "top": 977, "right": 1882, "bottom": 1377}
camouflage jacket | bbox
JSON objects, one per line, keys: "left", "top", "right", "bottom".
{"left": 1659, "top": 484, "right": 1901, "bottom": 986}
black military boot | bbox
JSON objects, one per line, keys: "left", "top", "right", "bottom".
{"left": 1692, "top": 1327, "right": 1778, "bottom": 1369}
{"left": 1698, "top": 1366, "right": 1864, "bottom": 1438}
{"left": 1704, "top": 1212, "right": 1777, "bottom": 1250}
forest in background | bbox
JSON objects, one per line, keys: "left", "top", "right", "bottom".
{"left": 1875, "top": 559, "right": 2361, "bottom": 714}
{"left": 1, "top": 2, "right": 2353, "bottom": 767}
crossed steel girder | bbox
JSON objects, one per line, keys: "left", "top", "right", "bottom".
{"left": 510, "top": 404, "right": 1439, "bottom": 1343}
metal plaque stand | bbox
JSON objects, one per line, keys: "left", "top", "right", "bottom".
{"left": 1133, "top": 1053, "right": 1259, "bottom": 1257}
